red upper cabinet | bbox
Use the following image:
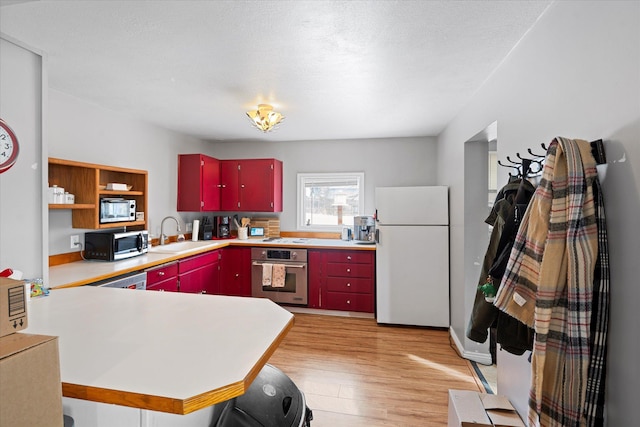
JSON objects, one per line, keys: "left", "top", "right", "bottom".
{"left": 220, "top": 159, "right": 282, "bottom": 212}
{"left": 177, "top": 154, "right": 221, "bottom": 212}
{"left": 220, "top": 160, "right": 241, "bottom": 211}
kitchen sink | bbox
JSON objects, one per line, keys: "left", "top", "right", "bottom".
{"left": 147, "top": 240, "right": 219, "bottom": 254}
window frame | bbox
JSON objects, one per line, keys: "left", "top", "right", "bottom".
{"left": 296, "top": 172, "right": 365, "bottom": 232}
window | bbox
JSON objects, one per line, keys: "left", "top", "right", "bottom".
{"left": 297, "top": 173, "right": 364, "bottom": 231}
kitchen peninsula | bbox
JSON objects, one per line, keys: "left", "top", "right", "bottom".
{"left": 35, "top": 238, "right": 375, "bottom": 425}
{"left": 24, "top": 286, "right": 294, "bottom": 426}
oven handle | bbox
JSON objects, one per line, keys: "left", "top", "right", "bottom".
{"left": 252, "top": 261, "right": 306, "bottom": 269}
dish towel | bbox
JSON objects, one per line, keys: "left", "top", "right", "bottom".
{"left": 261, "top": 263, "right": 272, "bottom": 287}
{"left": 272, "top": 264, "right": 286, "bottom": 288}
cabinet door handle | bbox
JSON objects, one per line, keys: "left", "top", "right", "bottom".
{"left": 347, "top": 300, "right": 351, "bottom": 304}
{"left": 158, "top": 271, "right": 165, "bottom": 276}
{"left": 347, "top": 283, "right": 351, "bottom": 287}
{"left": 241, "top": 184, "right": 245, "bottom": 188}
{"left": 235, "top": 273, "right": 239, "bottom": 277}
{"left": 347, "top": 256, "right": 351, "bottom": 260}
{"left": 346, "top": 268, "right": 351, "bottom": 273}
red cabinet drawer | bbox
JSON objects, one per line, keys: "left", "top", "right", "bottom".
{"left": 179, "top": 251, "right": 218, "bottom": 273}
{"left": 146, "top": 277, "right": 178, "bottom": 292}
{"left": 326, "top": 263, "right": 373, "bottom": 279}
{"left": 146, "top": 262, "right": 178, "bottom": 285}
{"left": 326, "top": 292, "right": 374, "bottom": 312}
{"left": 326, "top": 277, "right": 373, "bottom": 294}
{"left": 326, "top": 250, "right": 373, "bottom": 264}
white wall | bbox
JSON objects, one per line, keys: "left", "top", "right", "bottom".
{"left": 0, "top": 36, "right": 46, "bottom": 280}
{"left": 438, "top": 1, "right": 639, "bottom": 424}
{"left": 47, "top": 90, "right": 211, "bottom": 254}
{"left": 205, "top": 137, "right": 438, "bottom": 231}
{"left": 47, "top": 90, "right": 438, "bottom": 252}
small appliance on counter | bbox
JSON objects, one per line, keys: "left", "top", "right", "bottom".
{"left": 84, "top": 229, "right": 148, "bottom": 261}
{"left": 214, "top": 216, "right": 231, "bottom": 239}
{"left": 353, "top": 215, "right": 376, "bottom": 243}
{"left": 99, "top": 198, "right": 136, "bottom": 224}
{"left": 199, "top": 216, "right": 213, "bottom": 240}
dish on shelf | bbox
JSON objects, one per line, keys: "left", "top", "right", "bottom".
{"left": 99, "top": 184, "right": 133, "bottom": 191}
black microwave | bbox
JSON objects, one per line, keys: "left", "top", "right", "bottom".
{"left": 84, "top": 230, "right": 148, "bottom": 261}
{"left": 100, "top": 198, "right": 136, "bottom": 224}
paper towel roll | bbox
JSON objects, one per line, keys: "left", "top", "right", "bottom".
{"left": 192, "top": 220, "right": 200, "bottom": 241}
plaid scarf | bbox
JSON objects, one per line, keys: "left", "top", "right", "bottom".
{"left": 494, "top": 137, "right": 599, "bottom": 427}
{"left": 583, "top": 177, "right": 609, "bottom": 427}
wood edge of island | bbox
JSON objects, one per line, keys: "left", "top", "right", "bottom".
{"left": 61, "top": 313, "right": 296, "bottom": 415}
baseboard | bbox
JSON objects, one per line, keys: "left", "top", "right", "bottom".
{"left": 285, "top": 306, "right": 375, "bottom": 319}
{"left": 449, "top": 326, "right": 493, "bottom": 365}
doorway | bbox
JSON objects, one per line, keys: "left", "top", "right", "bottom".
{"left": 462, "top": 121, "right": 498, "bottom": 366}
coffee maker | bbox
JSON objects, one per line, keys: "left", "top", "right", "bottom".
{"left": 353, "top": 216, "right": 376, "bottom": 243}
{"left": 214, "top": 216, "right": 231, "bottom": 239}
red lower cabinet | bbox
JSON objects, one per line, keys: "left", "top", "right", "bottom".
{"left": 146, "top": 262, "right": 179, "bottom": 292}
{"left": 219, "top": 247, "right": 251, "bottom": 296}
{"left": 307, "top": 249, "right": 375, "bottom": 313}
{"left": 325, "top": 292, "right": 374, "bottom": 312}
{"left": 178, "top": 251, "right": 220, "bottom": 294}
{"left": 307, "top": 250, "right": 323, "bottom": 309}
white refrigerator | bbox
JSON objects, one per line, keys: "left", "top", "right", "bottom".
{"left": 375, "top": 186, "right": 449, "bottom": 327}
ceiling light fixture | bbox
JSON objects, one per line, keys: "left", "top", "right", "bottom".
{"left": 246, "top": 104, "right": 285, "bottom": 133}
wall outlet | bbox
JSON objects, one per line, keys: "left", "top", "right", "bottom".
{"left": 186, "top": 222, "right": 193, "bottom": 233}
{"left": 70, "top": 235, "right": 80, "bottom": 249}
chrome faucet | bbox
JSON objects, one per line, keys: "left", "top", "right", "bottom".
{"left": 160, "top": 216, "right": 185, "bottom": 245}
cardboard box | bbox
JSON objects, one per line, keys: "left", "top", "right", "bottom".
{"left": 448, "top": 390, "right": 525, "bottom": 427}
{"left": 449, "top": 390, "right": 492, "bottom": 427}
{"left": 0, "top": 333, "right": 63, "bottom": 427}
{"left": 0, "top": 277, "right": 28, "bottom": 337}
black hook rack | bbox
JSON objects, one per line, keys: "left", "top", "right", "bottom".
{"left": 590, "top": 139, "right": 606, "bottom": 164}
{"left": 498, "top": 139, "right": 606, "bottom": 180}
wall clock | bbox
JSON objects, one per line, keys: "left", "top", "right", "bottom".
{"left": 0, "top": 118, "right": 20, "bottom": 174}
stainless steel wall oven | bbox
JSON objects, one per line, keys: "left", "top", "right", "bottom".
{"left": 251, "top": 247, "right": 307, "bottom": 305}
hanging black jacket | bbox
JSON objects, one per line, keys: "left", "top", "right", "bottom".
{"left": 466, "top": 179, "right": 535, "bottom": 348}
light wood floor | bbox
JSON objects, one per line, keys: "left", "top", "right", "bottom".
{"left": 267, "top": 313, "right": 483, "bottom": 426}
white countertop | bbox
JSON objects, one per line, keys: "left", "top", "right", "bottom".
{"left": 24, "top": 286, "right": 294, "bottom": 414}
{"left": 49, "top": 237, "right": 375, "bottom": 289}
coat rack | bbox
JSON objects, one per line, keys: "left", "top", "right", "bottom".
{"left": 498, "top": 139, "right": 606, "bottom": 179}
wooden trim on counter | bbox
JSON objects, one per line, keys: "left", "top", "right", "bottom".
{"left": 50, "top": 231, "right": 341, "bottom": 266}
{"left": 59, "top": 315, "right": 295, "bottom": 415}
{"left": 49, "top": 251, "right": 83, "bottom": 266}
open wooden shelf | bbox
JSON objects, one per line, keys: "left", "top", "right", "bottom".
{"left": 48, "top": 157, "right": 148, "bottom": 230}
{"left": 49, "top": 203, "right": 96, "bottom": 210}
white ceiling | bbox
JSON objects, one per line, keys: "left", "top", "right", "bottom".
{"left": 0, "top": 0, "right": 552, "bottom": 142}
